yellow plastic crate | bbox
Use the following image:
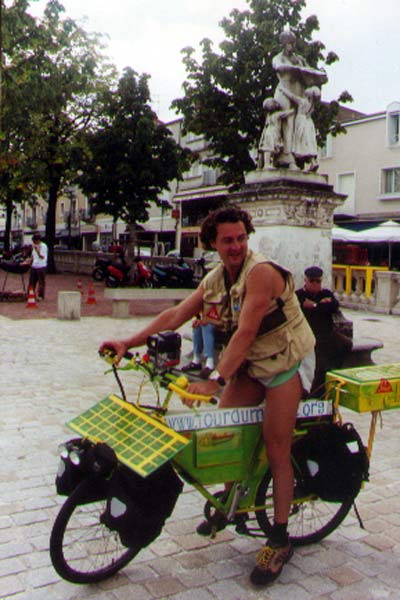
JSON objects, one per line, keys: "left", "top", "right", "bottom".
{"left": 326, "top": 363, "right": 400, "bottom": 413}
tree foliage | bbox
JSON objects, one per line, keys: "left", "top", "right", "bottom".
{"left": 1, "top": 0, "right": 115, "bottom": 268}
{"left": 78, "top": 67, "right": 191, "bottom": 249}
{"left": 171, "top": 0, "right": 352, "bottom": 188}
{"left": 0, "top": 0, "right": 44, "bottom": 251}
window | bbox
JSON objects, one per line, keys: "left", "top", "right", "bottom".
{"left": 388, "top": 113, "right": 400, "bottom": 145}
{"left": 186, "top": 161, "right": 202, "bottom": 178}
{"left": 319, "top": 134, "right": 332, "bottom": 159}
{"left": 382, "top": 167, "right": 400, "bottom": 194}
{"left": 335, "top": 172, "right": 355, "bottom": 215}
{"left": 386, "top": 102, "right": 400, "bottom": 146}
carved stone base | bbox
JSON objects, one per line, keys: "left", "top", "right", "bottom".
{"left": 229, "top": 170, "right": 346, "bottom": 287}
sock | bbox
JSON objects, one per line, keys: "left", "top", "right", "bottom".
{"left": 193, "top": 354, "right": 202, "bottom": 364}
{"left": 205, "top": 357, "right": 214, "bottom": 369}
{"left": 269, "top": 521, "right": 289, "bottom": 547}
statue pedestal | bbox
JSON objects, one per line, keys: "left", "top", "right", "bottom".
{"left": 230, "top": 169, "right": 346, "bottom": 288}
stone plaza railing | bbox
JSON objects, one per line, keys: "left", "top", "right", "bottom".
{"left": 54, "top": 250, "right": 98, "bottom": 275}
{"left": 54, "top": 250, "right": 205, "bottom": 279}
{"left": 333, "top": 264, "right": 400, "bottom": 315}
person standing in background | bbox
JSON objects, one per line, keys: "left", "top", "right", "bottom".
{"left": 29, "top": 233, "right": 48, "bottom": 301}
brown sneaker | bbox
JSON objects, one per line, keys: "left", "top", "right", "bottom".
{"left": 250, "top": 541, "right": 293, "bottom": 586}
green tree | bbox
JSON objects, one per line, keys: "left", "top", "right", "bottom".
{"left": 0, "top": 0, "right": 45, "bottom": 252}
{"left": 1, "top": 0, "right": 115, "bottom": 269}
{"left": 171, "top": 0, "right": 352, "bottom": 188}
{"left": 78, "top": 67, "right": 191, "bottom": 254}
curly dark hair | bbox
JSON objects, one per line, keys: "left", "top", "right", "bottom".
{"left": 200, "top": 206, "right": 255, "bottom": 250}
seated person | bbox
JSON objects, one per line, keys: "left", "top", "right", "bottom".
{"left": 182, "top": 314, "right": 216, "bottom": 379}
{"left": 296, "top": 266, "right": 352, "bottom": 396}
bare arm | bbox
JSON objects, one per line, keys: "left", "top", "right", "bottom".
{"left": 99, "top": 285, "right": 204, "bottom": 363}
{"left": 186, "top": 264, "right": 285, "bottom": 397}
{"left": 216, "top": 263, "right": 285, "bottom": 379}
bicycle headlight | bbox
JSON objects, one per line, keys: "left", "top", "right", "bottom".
{"left": 58, "top": 443, "right": 69, "bottom": 460}
{"left": 69, "top": 450, "right": 81, "bottom": 466}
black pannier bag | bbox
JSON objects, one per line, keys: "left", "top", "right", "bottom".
{"left": 102, "top": 462, "right": 183, "bottom": 549}
{"left": 292, "top": 422, "right": 369, "bottom": 502}
{"left": 56, "top": 439, "right": 117, "bottom": 504}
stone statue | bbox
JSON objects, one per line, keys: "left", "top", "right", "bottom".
{"left": 258, "top": 29, "right": 327, "bottom": 171}
{"left": 257, "top": 98, "right": 294, "bottom": 169}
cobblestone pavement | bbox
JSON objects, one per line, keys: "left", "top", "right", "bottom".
{"left": 1, "top": 308, "right": 400, "bottom": 599}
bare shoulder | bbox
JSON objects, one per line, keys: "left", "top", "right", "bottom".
{"left": 246, "top": 262, "right": 286, "bottom": 297}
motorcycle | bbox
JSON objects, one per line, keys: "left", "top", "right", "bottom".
{"left": 152, "top": 258, "right": 196, "bottom": 288}
{"left": 105, "top": 258, "right": 153, "bottom": 289}
{"left": 92, "top": 258, "right": 113, "bottom": 282}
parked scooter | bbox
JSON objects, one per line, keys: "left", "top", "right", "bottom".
{"left": 105, "top": 257, "right": 153, "bottom": 288}
{"left": 92, "top": 258, "right": 113, "bottom": 281}
{"left": 152, "top": 258, "right": 196, "bottom": 288}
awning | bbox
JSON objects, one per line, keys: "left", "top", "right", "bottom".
{"left": 173, "top": 185, "right": 228, "bottom": 202}
{"left": 80, "top": 224, "right": 97, "bottom": 234}
{"left": 141, "top": 216, "right": 176, "bottom": 232}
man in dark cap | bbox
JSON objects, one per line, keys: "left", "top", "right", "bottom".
{"left": 296, "top": 266, "right": 352, "bottom": 395}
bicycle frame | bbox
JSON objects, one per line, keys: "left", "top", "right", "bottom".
{"left": 86, "top": 353, "right": 334, "bottom": 525}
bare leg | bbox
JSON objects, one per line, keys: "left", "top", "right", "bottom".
{"left": 263, "top": 372, "right": 302, "bottom": 523}
{"left": 219, "top": 371, "right": 265, "bottom": 408}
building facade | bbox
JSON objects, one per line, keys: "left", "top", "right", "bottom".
{"left": 320, "top": 102, "right": 400, "bottom": 225}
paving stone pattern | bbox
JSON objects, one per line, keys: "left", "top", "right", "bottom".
{"left": 0, "top": 307, "right": 400, "bottom": 599}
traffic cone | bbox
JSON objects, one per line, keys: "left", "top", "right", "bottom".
{"left": 26, "top": 286, "right": 38, "bottom": 309}
{"left": 77, "top": 278, "right": 83, "bottom": 295}
{"left": 86, "top": 281, "right": 97, "bottom": 305}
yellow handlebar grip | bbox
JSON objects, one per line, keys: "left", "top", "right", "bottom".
{"left": 175, "top": 375, "right": 189, "bottom": 389}
{"left": 167, "top": 382, "right": 214, "bottom": 404}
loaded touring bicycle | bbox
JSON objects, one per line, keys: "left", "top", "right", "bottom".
{"left": 50, "top": 331, "right": 399, "bottom": 584}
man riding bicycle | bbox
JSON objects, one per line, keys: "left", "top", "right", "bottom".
{"left": 100, "top": 206, "right": 315, "bottom": 586}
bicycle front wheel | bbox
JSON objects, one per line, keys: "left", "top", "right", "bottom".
{"left": 50, "top": 479, "right": 138, "bottom": 584}
{"left": 255, "top": 468, "right": 354, "bottom": 546}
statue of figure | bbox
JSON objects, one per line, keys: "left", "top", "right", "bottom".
{"left": 279, "top": 85, "right": 321, "bottom": 171}
{"left": 257, "top": 29, "right": 327, "bottom": 171}
{"left": 257, "top": 98, "right": 294, "bottom": 169}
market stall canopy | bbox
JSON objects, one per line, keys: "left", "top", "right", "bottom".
{"left": 353, "top": 220, "right": 400, "bottom": 243}
{"left": 331, "top": 227, "right": 362, "bottom": 242}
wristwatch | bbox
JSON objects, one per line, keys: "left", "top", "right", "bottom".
{"left": 209, "top": 369, "right": 226, "bottom": 387}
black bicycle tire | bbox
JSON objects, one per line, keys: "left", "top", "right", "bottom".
{"left": 50, "top": 479, "right": 138, "bottom": 584}
{"left": 255, "top": 468, "right": 354, "bottom": 546}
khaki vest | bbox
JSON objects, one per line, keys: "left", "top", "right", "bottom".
{"left": 202, "top": 251, "right": 315, "bottom": 379}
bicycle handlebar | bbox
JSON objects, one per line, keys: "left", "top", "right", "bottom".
{"left": 100, "top": 349, "right": 217, "bottom": 405}
{"left": 167, "top": 380, "right": 217, "bottom": 405}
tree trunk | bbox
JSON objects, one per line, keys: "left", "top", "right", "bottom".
{"left": 4, "top": 196, "right": 13, "bottom": 253}
{"left": 45, "top": 175, "right": 61, "bottom": 274}
{"left": 126, "top": 221, "right": 138, "bottom": 260}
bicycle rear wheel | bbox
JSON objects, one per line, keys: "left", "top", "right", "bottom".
{"left": 255, "top": 468, "right": 354, "bottom": 546}
{"left": 50, "top": 479, "right": 138, "bottom": 584}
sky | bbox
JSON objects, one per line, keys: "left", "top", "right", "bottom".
{"left": 28, "top": 0, "right": 400, "bottom": 122}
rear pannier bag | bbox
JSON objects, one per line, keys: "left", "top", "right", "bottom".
{"left": 102, "top": 462, "right": 183, "bottom": 548}
{"left": 56, "top": 439, "right": 117, "bottom": 504}
{"left": 293, "top": 422, "right": 369, "bottom": 502}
